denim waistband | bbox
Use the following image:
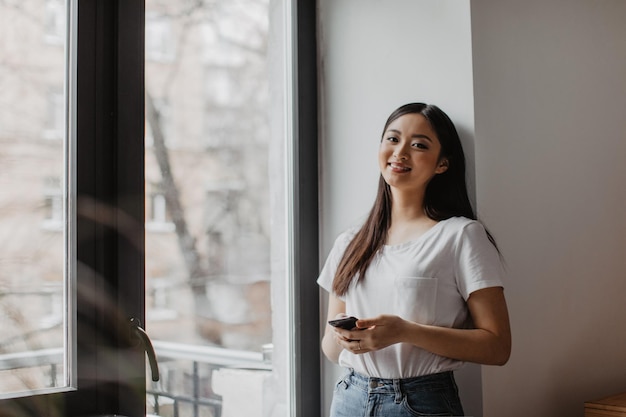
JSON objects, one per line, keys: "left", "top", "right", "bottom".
{"left": 343, "top": 369, "right": 457, "bottom": 395}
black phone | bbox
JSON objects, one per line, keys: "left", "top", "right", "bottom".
{"left": 328, "top": 316, "right": 358, "bottom": 330}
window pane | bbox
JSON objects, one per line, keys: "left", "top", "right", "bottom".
{"left": 145, "top": 0, "right": 289, "bottom": 415}
{"left": 0, "top": 0, "right": 71, "bottom": 397}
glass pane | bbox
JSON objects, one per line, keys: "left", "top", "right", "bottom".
{"left": 0, "top": 0, "right": 71, "bottom": 397}
{"left": 145, "top": 0, "right": 290, "bottom": 416}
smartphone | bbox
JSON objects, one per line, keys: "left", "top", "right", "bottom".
{"left": 328, "top": 316, "right": 359, "bottom": 330}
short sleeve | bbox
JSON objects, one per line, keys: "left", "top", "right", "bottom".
{"left": 317, "top": 230, "right": 355, "bottom": 300}
{"left": 454, "top": 221, "right": 505, "bottom": 300}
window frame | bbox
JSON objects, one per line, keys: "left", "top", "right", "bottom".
{"left": 288, "top": 1, "right": 320, "bottom": 416}
{"left": 65, "top": 0, "right": 147, "bottom": 415}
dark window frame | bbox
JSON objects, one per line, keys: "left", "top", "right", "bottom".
{"left": 291, "top": 1, "right": 321, "bottom": 417}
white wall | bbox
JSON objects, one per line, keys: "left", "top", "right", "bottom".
{"left": 317, "top": 1, "right": 482, "bottom": 416}
{"left": 471, "top": 1, "right": 626, "bottom": 416}
{"left": 319, "top": 1, "right": 626, "bottom": 416}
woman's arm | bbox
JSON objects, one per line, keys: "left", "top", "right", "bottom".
{"left": 321, "top": 294, "right": 348, "bottom": 364}
{"left": 352, "top": 287, "right": 511, "bottom": 366}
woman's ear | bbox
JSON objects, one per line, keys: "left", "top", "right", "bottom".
{"left": 435, "top": 158, "right": 449, "bottom": 174}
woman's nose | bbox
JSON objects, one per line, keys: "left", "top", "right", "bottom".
{"left": 393, "top": 148, "right": 408, "bottom": 160}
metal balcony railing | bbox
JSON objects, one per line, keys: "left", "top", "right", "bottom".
{"left": 148, "top": 340, "right": 270, "bottom": 417}
{"left": 0, "top": 341, "right": 271, "bottom": 417}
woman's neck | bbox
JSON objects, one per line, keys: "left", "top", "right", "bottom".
{"left": 386, "top": 193, "right": 437, "bottom": 245}
{"left": 389, "top": 188, "right": 427, "bottom": 221}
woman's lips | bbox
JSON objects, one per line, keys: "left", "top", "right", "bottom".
{"left": 388, "top": 162, "right": 411, "bottom": 172}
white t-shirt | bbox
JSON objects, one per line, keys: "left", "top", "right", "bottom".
{"left": 317, "top": 216, "right": 505, "bottom": 379}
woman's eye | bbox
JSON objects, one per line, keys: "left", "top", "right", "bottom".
{"left": 386, "top": 136, "right": 398, "bottom": 142}
{"left": 412, "top": 142, "right": 428, "bottom": 150}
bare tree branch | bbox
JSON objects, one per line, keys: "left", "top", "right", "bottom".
{"left": 145, "top": 92, "right": 209, "bottom": 295}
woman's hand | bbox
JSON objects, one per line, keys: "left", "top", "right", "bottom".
{"left": 334, "top": 314, "right": 408, "bottom": 354}
{"left": 330, "top": 319, "right": 364, "bottom": 354}
{"left": 321, "top": 297, "right": 405, "bottom": 359}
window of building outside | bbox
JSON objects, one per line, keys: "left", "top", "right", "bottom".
{"left": 44, "top": 89, "right": 65, "bottom": 140}
{"left": 44, "top": 0, "right": 65, "bottom": 44}
{"left": 146, "top": 12, "right": 176, "bottom": 62}
{"left": 42, "top": 176, "right": 64, "bottom": 231}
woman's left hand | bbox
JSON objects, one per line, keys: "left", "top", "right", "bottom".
{"left": 334, "top": 314, "right": 408, "bottom": 354}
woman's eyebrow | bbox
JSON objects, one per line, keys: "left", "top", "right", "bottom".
{"left": 385, "top": 129, "right": 433, "bottom": 142}
{"left": 385, "top": 129, "right": 401, "bottom": 136}
{"left": 412, "top": 134, "right": 433, "bottom": 143}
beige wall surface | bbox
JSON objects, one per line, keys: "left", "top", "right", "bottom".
{"left": 319, "top": 0, "right": 626, "bottom": 416}
{"left": 472, "top": 1, "right": 626, "bottom": 416}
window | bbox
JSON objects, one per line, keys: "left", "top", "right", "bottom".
{"left": 145, "top": 0, "right": 283, "bottom": 414}
{"left": 43, "top": 88, "right": 65, "bottom": 140}
{"left": 150, "top": 194, "right": 169, "bottom": 225}
{"left": 146, "top": 184, "right": 175, "bottom": 232}
{"left": 144, "top": 0, "right": 320, "bottom": 416}
{"left": 146, "top": 12, "right": 176, "bottom": 62}
{"left": 42, "top": 176, "right": 63, "bottom": 230}
{"left": 0, "top": 0, "right": 319, "bottom": 415}
{"left": 44, "top": 0, "right": 65, "bottom": 44}
{"left": 1, "top": 0, "right": 147, "bottom": 414}
{"left": 0, "top": 0, "right": 68, "bottom": 398}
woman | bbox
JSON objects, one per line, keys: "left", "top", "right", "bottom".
{"left": 318, "top": 103, "right": 511, "bottom": 416}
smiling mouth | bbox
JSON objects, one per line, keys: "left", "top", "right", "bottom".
{"left": 389, "top": 163, "right": 411, "bottom": 172}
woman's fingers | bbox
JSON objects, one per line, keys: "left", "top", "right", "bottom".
{"left": 334, "top": 331, "right": 367, "bottom": 353}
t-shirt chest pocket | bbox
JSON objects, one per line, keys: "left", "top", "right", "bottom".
{"left": 393, "top": 276, "right": 438, "bottom": 325}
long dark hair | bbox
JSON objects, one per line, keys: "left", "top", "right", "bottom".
{"left": 332, "top": 103, "right": 496, "bottom": 296}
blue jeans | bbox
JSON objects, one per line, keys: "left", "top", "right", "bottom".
{"left": 329, "top": 369, "right": 465, "bottom": 417}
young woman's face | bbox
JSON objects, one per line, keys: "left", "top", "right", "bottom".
{"left": 378, "top": 113, "right": 448, "bottom": 194}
